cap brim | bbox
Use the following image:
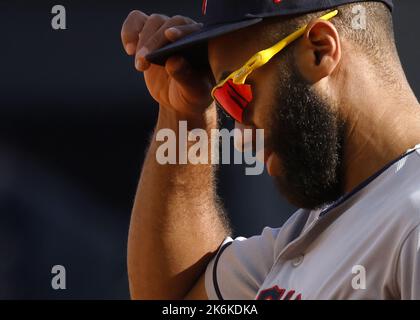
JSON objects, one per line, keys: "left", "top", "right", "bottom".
{"left": 146, "top": 18, "right": 263, "bottom": 66}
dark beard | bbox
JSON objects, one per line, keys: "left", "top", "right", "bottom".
{"left": 270, "top": 68, "right": 345, "bottom": 210}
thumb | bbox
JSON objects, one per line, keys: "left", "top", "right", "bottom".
{"left": 165, "top": 56, "right": 214, "bottom": 98}
{"left": 165, "top": 56, "right": 197, "bottom": 86}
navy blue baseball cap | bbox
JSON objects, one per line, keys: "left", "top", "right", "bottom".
{"left": 146, "top": 0, "right": 393, "bottom": 66}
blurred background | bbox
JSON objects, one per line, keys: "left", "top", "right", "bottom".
{"left": 0, "top": 0, "right": 418, "bottom": 299}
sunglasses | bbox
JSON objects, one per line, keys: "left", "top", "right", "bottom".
{"left": 211, "top": 10, "right": 338, "bottom": 123}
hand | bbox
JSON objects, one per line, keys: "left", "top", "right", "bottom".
{"left": 121, "top": 11, "right": 214, "bottom": 117}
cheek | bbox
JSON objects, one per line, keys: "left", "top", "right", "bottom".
{"left": 249, "top": 89, "right": 280, "bottom": 158}
{"left": 248, "top": 66, "right": 283, "bottom": 129}
{"left": 250, "top": 82, "right": 278, "bottom": 131}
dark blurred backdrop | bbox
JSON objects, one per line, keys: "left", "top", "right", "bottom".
{"left": 0, "top": 1, "right": 418, "bottom": 299}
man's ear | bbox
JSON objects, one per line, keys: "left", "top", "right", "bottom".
{"left": 294, "top": 19, "right": 341, "bottom": 84}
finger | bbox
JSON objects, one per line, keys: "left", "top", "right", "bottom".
{"left": 135, "top": 14, "right": 169, "bottom": 71}
{"left": 165, "top": 56, "right": 212, "bottom": 96}
{"left": 163, "top": 22, "right": 203, "bottom": 43}
{"left": 165, "top": 56, "right": 194, "bottom": 85}
{"left": 121, "top": 10, "right": 149, "bottom": 55}
{"left": 137, "top": 22, "right": 203, "bottom": 72}
{"left": 142, "top": 16, "right": 198, "bottom": 56}
{"left": 137, "top": 14, "right": 169, "bottom": 53}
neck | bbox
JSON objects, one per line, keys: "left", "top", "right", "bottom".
{"left": 338, "top": 60, "right": 420, "bottom": 194}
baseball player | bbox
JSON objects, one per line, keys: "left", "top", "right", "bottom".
{"left": 121, "top": 0, "right": 420, "bottom": 299}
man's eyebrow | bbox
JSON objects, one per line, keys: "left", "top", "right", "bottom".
{"left": 217, "top": 71, "right": 233, "bottom": 83}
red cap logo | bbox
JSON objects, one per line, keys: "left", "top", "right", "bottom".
{"left": 202, "top": 0, "right": 207, "bottom": 15}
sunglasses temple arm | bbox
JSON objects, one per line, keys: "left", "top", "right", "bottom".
{"left": 228, "top": 10, "right": 339, "bottom": 85}
{"left": 261, "top": 10, "right": 339, "bottom": 62}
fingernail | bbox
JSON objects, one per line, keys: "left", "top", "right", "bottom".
{"left": 167, "top": 27, "right": 181, "bottom": 37}
{"left": 138, "top": 47, "right": 149, "bottom": 58}
{"left": 135, "top": 59, "right": 143, "bottom": 70}
{"left": 125, "top": 43, "right": 136, "bottom": 55}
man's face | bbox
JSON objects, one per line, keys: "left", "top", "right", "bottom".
{"left": 208, "top": 24, "right": 345, "bottom": 209}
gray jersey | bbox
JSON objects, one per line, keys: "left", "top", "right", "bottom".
{"left": 205, "top": 145, "right": 420, "bottom": 300}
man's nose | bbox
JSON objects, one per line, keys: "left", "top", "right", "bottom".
{"left": 234, "top": 121, "right": 255, "bottom": 152}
